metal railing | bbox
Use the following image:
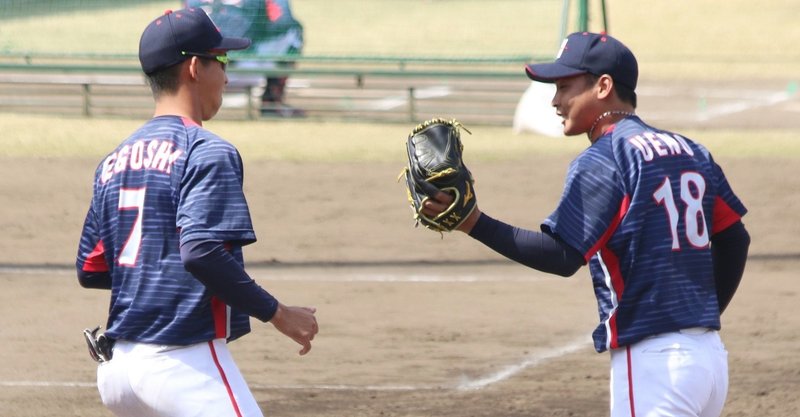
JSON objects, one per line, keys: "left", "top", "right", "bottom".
{"left": 0, "top": 52, "right": 542, "bottom": 124}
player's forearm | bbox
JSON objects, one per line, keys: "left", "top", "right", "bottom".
{"left": 468, "top": 213, "right": 584, "bottom": 277}
{"left": 180, "top": 239, "right": 279, "bottom": 322}
{"left": 711, "top": 221, "right": 750, "bottom": 314}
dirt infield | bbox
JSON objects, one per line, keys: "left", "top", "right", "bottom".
{"left": 0, "top": 146, "right": 798, "bottom": 417}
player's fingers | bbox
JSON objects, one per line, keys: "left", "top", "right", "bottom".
{"left": 438, "top": 191, "right": 455, "bottom": 204}
{"left": 298, "top": 340, "right": 312, "bottom": 355}
{"left": 429, "top": 191, "right": 455, "bottom": 208}
{"left": 422, "top": 198, "right": 449, "bottom": 214}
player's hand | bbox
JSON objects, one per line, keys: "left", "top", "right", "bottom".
{"left": 270, "top": 304, "right": 319, "bottom": 355}
{"left": 421, "top": 191, "right": 481, "bottom": 233}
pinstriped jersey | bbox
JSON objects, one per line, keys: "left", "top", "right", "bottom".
{"left": 542, "top": 116, "right": 747, "bottom": 353}
{"left": 76, "top": 115, "right": 256, "bottom": 345}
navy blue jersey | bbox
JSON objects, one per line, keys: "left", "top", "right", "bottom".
{"left": 76, "top": 116, "right": 256, "bottom": 345}
{"left": 542, "top": 116, "right": 747, "bottom": 353}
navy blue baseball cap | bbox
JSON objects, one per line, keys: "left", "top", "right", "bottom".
{"left": 139, "top": 8, "right": 251, "bottom": 75}
{"left": 525, "top": 32, "right": 638, "bottom": 91}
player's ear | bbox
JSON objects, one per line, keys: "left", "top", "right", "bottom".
{"left": 185, "top": 57, "right": 201, "bottom": 81}
{"left": 596, "top": 74, "right": 614, "bottom": 100}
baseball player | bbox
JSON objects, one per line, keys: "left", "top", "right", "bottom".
{"left": 422, "top": 32, "right": 750, "bottom": 416}
{"left": 75, "top": 8, "right": 317, "bottom": 417}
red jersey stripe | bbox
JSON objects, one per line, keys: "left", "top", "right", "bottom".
{"left": 586, "top": 194, "right": 631, "bottom": 262}
{"left": 601, "top": 247, "right": 625, "bottom": 349}
{"left": 211, "top": 297, "right": 229, "bottom": 339}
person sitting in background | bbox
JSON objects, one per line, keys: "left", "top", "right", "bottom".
{"left": 186, "top": 0, "right": 305, "bottom": 118}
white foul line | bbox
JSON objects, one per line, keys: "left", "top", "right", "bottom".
{"left": 0, "top": 338, "right": 589, "bottom": 392}
{"left": 2, "top": 265, "right": 582, "bottom": 392}
{"left": 695, "top": 90, "right": 793, "bottom": 122}
{"left": 250, "top": 383, "right": 436, "bottom": 391}
{"left": 0, "top": 380, "right": 435, "bottom": 391}
{"left": 635, "top": 85, "right": 797, "bottom": 123}
{"left": 0, "top": 267, "right": 550, "bottom": 283}
{"left": 0, "top": 381, "right": 96, "bottom": 388}
{"left": 456, "top": 336, "right": 590, "bottom": 391}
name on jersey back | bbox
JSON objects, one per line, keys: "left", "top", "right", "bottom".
{"left": 100, "top": 139, "right": 183, "bottom": 184}
{"left": 628, "top": 131, "right": 695, "bottom": 162}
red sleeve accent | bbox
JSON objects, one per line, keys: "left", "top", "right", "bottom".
{"left": 712, "top": 196, "right": 742, "bottom": 235}
{"left": 82, "top": 240, "right": 109, "bottom": 272}
{"left": 585, "top": 194, "right": 631, "bottom": 262}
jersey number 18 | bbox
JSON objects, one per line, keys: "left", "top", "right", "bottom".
{"left": 653, "top": 172, "right": 709, "bottom": 250}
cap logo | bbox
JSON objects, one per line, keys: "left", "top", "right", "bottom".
{"left": 525, "top": 32, "right": 637, "bottom": 90}
{"left": 555, "top": 38, "right": 568, "bottom": 59}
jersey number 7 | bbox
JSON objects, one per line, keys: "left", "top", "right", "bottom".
{"left": 118, "top": 188, "right": 146, "bottom": 266}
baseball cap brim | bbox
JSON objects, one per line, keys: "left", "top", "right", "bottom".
{"left": 525, "top": 63, "right": 587, "bottom": 83}
{"left": 215, "top": 36, "right": 252, "bottom": 52}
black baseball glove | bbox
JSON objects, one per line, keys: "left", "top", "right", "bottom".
{"left": 400, "top": 118, "right": 477, "bottom": 233}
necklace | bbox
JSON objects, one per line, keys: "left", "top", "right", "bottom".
{"left": 588, "top": 110, "right": 635, "bottom": 140}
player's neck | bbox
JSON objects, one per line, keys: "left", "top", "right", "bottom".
{"left": 587, "top": 108, "right": 635, "bottom": 143}
{"left": 153, "top": 98, "right": 203, "bottom": 126}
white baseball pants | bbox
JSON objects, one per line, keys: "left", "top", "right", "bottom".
{"left": 610, "top": 328, "right": 728, "bottom": 417}
{"left": 97, "top": 338, "right": 263, "bottom": 417}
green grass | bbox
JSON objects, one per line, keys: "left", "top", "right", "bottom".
{"left": 1, "top": 113, "right": 797, "bottom": 162}
{"left": 0, "top": 2, "right": 173, "bottom": 54}
{"left": 1, "top": 0, "right": 798, "bottom": 79}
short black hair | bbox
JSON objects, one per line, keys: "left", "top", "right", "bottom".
{"left": 586, "top": 73, "right": 637, "bottom": 109}
{"left": 144, "top": 63, "right": 183, "bottom": 98}
{"left": 615, "top": 83, "right": 637, "bottom": 109}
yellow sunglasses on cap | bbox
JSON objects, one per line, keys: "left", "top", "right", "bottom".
{"left": 181, "top": 51, "right": 229, "bottom": 68}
